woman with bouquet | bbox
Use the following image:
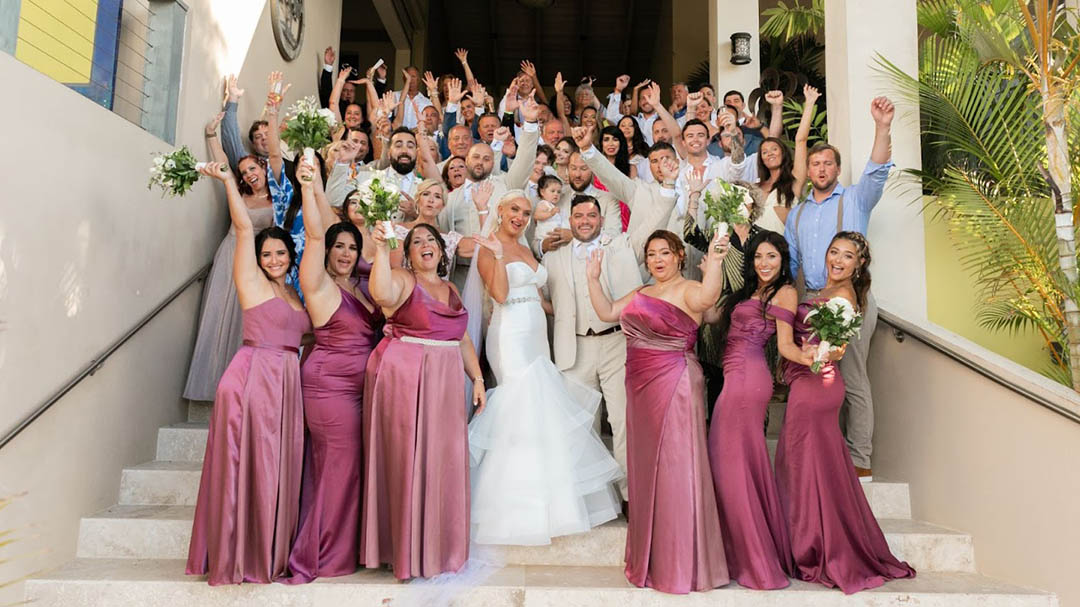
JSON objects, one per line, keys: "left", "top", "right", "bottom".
{"left": 390, "top": 178, "right": 476, "bottom": 279}
{"left": 706, "top": 231, "right": 809, "bottom": 589}
{"left": 186, "top": 162, "right": 310, "bottom": 585}
{"left": 774, "top": 231, "right": 914, "bottom": 593}
{"left": 586, "top": 230, "right": 731, "bottom": 594}
{"left": 360, "top": 221, "right": 486, "bottom": 579}
{"left": 284, "top": 159, "right": 381, "bottom": 583}
{"left": 183, "top": 111, "right": 280, "bottom": 402}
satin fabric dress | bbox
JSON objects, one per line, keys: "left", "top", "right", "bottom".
{"left": 620, "top": 292, "right": 730, "bottom": 594}
{"left": 186, "top": 297, "right": 311, "bottom": 585}
{"left": 708, "top": 300, "right": 794, "bottom": 589}
{"left": 775, "top": 299, "right": 915, "bottom": 593}
{"left": 360, "top": 282, "right": 470, "bottom": 580}
{"left": 284, "top": 287, "right": 382, "bottom": 583}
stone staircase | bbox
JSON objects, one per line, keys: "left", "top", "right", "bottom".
{"left": 24, "top": 402, "right": 1059, "bottom": 606}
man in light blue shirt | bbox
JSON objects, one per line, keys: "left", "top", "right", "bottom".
{"left": 784, "top": 96, "right": 896, "bottom": 479}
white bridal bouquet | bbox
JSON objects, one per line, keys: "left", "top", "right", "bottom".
{"left": 281, "top": 96, "right": 337, "bottom": 152}
{"left": 356, "top": 175, "right": 402, "bottom": 249}
{"left": 702, "top": 177, "right": 752, "bottom": 236}
{"left": 148, "top": 146, "right": 222, "bottom": 197}
{"left": 803, "top": 297, "right": 863, "bottom": 373}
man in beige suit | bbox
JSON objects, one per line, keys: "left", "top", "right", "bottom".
{"left": 541, "top": 150, "right": 680, "bottom": 502}
{"left": 534, "top": 151, "right": 622, "bottom": 255}
{"left": 439, "top": 94, "right": 541, "bottom": 287}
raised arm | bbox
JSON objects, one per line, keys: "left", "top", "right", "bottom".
{"left": 368, "top": 220, "right": 412, "bottom": 312}
{"left": 423, "top": 71, "right": 443, "bottom": 116}
{"left": 664, "top": 89, "right": 692, "bottom": 159}
{"left": 328, "top": 67, "right": 352, "bottom": 124}
{"left": 629, "top": 79, "right": 650, "bottom": 116}
{"left": 685, "top": 231, "right": 729, "bottom": 313}
{"left": 851, "top": 96, "right": 896, "bottom": 213}
{"left": 764, "top": 90, "right": 785, "bottom": 138}
{"left": 586, "top": 249, "right": 634, "bottom": 322}
{"left": 554, "top": 72, "right": 573, "bottom": 135}
{"left": 220, "top": 75, "right": 246, "bottom": 173}
{"left": 576, "top": 125, "right": 635, "bottom": 203}
{"left": 606, "top": 75, "right": 629, "bottom": 124}
{"left": 455, "top": 48, "right": 477, "bottom": 87}
{"left": 199, "top": 163, "right": 266, "bottom": 304}
{"left": 416, "top": 132, "right": 440, "bottom": 181}
{"left": 870, "top": 96, "right": 894, "bottom": 165}
{"left": 793, "top": 84, "right": 820, "bottom": 197}
{"left": 264, "top": 71, "right": 292, "bottom": 181}
{"left": 204, "top": 112, "right": 228, "bottom": 164}
{"left": 504, "top": 94, "right": 541, "bottom": 188}
{"left": 297, "top": 160, "right": 336, "bottom": 312}
{"left": 520, "top": 60, "right": 547, "bottom": 104}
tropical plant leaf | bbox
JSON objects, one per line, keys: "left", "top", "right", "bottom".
{"left": 759, "top": 0, "right": 824, "bottom": 43}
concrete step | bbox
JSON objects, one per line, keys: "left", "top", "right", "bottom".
{"left": 186, "top": 401, "right": 211, "bottom": 423}
{"left": 116, "top": 459, "right": 911, "bottom": 518}
{"left": 767, "top": 400, "right": 787, "bottom": 437}
{"left": 24, "top": 559, "right": 1057, "bottom": 607}
{"left": 75, "top": 506, "right": 971, "bottom": 572}
{"left": 155, "top": 423, "right": 207, "bottom": 462}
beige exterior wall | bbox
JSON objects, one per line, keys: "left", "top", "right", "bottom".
{"left": 0, "top": 0, "right": 342, "bottom": 600}
{"left": 870, "top": 315, "right": 1080, "bottom": 607}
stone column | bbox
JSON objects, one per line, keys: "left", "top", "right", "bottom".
{"left": 707, "top": 0, "right": 760, "bottom": 98}
{"left": 825, "top": 0, "right": 926, "bottom": 319}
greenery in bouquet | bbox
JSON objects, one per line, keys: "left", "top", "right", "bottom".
{"left": 357, "top": 175, "right": 402, "bottom": 249}
{"left": 148, "top": 146, "right": 204, "bottom": 197}
{"left": 803, "top": 296, "right": 863, "bottom": 373}
{"left": 281, "top": 96, "right": 337, "bottom": 152}
{"left": 702, "top": 178, "right": 752, "bottom": 236}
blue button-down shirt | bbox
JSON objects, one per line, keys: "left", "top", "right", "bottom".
{"left": 785, "top": 159, "right": 893, "bottom": 290}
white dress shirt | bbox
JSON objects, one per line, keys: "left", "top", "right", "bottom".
{"left": 393, "top": 90, "right": 433, "bottom": 129}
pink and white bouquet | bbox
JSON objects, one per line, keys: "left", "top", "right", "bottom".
{"left": 702, "top": 177, "right": 752, "bottom": 236}
{"left": 356, "top": 175, "right": 402, "bottom": 249}
{"left": 148, "top": 146, "right": 222, "bottom": 197}
{"left": 803, "top": 297, "right": 863, "bottom": 373}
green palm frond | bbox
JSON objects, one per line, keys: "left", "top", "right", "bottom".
{"left": 759, "top": 0, "right": 824, "bottom": 43}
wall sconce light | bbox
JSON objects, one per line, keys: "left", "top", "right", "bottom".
{"left": 730, "top": 32, "right": 752, "bottom": 65}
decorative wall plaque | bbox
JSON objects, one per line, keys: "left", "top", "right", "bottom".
{"left": 271, "top": 0, "right": 305, "bottom": 61}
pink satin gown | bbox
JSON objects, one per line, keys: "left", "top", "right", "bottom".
{"left": 360, "top": 282, "right": 470, "bottom": 580}
{"left": 620, "top": 291, "right": 730, "bottom": 594}
{"left": 284, "top": 286, "right": 382, "bottom": 583}
{"left": 775, "top": 299, "right": 915, "bottom": 593}
{"left": 186, "top": 297, "right": 311, "bottom": 585}
{"left": 708, "top": 300, "right": 794, "bottom": 589}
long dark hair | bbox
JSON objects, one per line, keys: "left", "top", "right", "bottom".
{"left": 830, "top": 231, "right": 872, "bottom": 310}
{"left": 283, "top": 151, "right": 326, "bottom": 231}
{"left": 756, "top": 137, "right": 797, "bottom": 208}
{"left": 324, "top": 221, "right": 363, "bottom": 283}
{"left": 617, "top": 115, "right": 648, "bottom": 158}
{"left": 236, "top": 155, "right": 267, "bottom": 196}
{"left": 718, "top": 231, "right": 793, "bottom": 339}
{"left": 404, "top": 223, "right": 449, "bottom": 277}
{"left": 254, "top": 226, "right": 297, "bottom": 279}
{"left": 600, "top": 125, "right": 631, "bottom": 177}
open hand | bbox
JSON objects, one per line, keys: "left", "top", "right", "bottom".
{"left": 226, "top": 75, "right": 244, "bottom": 102}
{"left": 472, "top": 232, "right": 504, "bottom": 257}
{"left": 803, "top": 84, "right": 820, "bottom": 105}
{"left": 586, "top": 248, "right": 604, "bottom": 279}
{"left": 685, "top": 165, "right": 706, "bottom": 195}
{"left": 423, "top": 71, "right": 438, "bottom": 94}
{"left": 659, "top": 156, "right": 680, "bottom": 182}
{"left": 473, "top": 181, "right": 494, "bottom": 210}
{"left": 520, "top": 59, "right": 537, "bottom": 79}
{"left": 640, "top": 82, "right": 661, "bottom": 109}
{"left": 504, "top": 82, "right": 521, "bottom": 114}
{"left": 206, "top": 112, "right": 224, "bottom": 136}
{"left": 614, "top": 74, "right": 630, "bottom": 93}
{"left": 554, "top": 72, "right": 566, "bottom": 94}
{"left": 455, "top": 48, "right": 469, "bottom": 64}
{"left": 447, "top": 77, "right": 464, "bottom": 105}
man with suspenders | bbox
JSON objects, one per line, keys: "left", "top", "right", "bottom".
{"left": 784, "top": 96, "right": 896, "bottom": 481}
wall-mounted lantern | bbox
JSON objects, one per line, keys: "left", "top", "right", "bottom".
{"left": 730, "top": 32, "right": 752, "bottom": 65}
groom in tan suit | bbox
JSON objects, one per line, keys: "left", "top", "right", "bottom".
{"left": 542, "top": 139, "right": 681, "bottom": 501}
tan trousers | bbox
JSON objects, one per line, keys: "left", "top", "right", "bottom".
{"left": 564, "top": 331, "right": 629, "bottom": 500}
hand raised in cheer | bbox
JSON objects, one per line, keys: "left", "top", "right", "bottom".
{"left": 198, "top": 161, "right": 233, "bottom": 183}
{"left": 571, "top": 125, "right": 593, "bottom": 150}
{"left": 764, "top": 90, "right": 784, "bottom": 107}
{"left": 640, "top": 82, "right": 662, "bottom": 109}
{"left": 422, "top": 71, "right": 439, "bottom": 94}
{"left": 586, "top": 248, "right": 605, "bottom": 280}
{"left": 472, "top": 232, "right": 505, "bottom": 258}
{"left": 296, "top": 156, "right": 317, "bottom": 186}
{"left": 520, "top": 92, "right": 541, "bottom": 123}
{"left": 225, "top": 74, "right": 244, "bottom": 103}
{"left": 266, "top": 71, "right": 291, "bottom": 108}
{"left": 706, "top": 230, "right": 731, "bottom": 262}
{"left": 870, "top": 96, "right": 894, "bottom": 127}
{"left": 519, "top": 59, "right": 537, "bottom": 79}
{"left": 614, "top": 74, "right": 630, "bottom": 93}
{"left": 206, "top": 112, "right": 224, "bottom": 137}
{"left": 472, "top": 180, "right": 494, "bottom": 212}
{"left": 803, "top": 84, "right": 821, "bottom": 105}
{"left": 447, "top": 77, "right": 465, "bottom": 105}
{"left": 554, "top": 72, "right": 566, "bottom": 94}
{"left": 493, "top": 126, "right": 511, "bottom": 143}
{"left": 454, "top": 48, "right": 469, "bottom": 65}
{"left": 659, "top": 156, "right": 681, "bottom": 182}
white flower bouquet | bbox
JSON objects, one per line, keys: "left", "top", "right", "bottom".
{"left": 281, "top": 96, "right": 337, "bottom": 152}
{"left": 702, "top": 177, "right": 752, "bottom": 236}
{"left": 803, "top": 296, "right": 863, "bottom": 373}
{"left": 148, "top": 146, "right": 221, "bottom": 197}
{"left": 356, "top": 175, "right": 402, "bottom": 249}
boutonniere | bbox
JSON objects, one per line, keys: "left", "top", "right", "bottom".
{"left": 599, "top": 234, "right": 613, "bottom": 247}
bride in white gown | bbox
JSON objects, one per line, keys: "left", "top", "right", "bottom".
{"left": 463, "top": 189, "right": 622, "bottom": 546}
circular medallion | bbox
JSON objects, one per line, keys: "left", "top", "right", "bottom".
{"left": 271, "top": 0, "right": 305, "bottom": 61}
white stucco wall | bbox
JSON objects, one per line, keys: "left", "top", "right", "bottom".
{"left": 0, "top": 0, "right": 341, "bottom": 600}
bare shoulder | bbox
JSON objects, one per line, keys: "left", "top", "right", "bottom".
{"left": 772, "top": 284, "right": 799, "bottom": 308}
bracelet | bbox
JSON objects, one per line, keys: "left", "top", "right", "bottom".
{"left": 494, "top": 253, "right": 504, "bottom": 260}
{"left": 477, "top": 209, "right": 489, "bottom": 215}
{"left": 474, "top": 376, "right": 484, "bottom": 383}
{"left": 204, "top": 132, "right": 217, "bottom": 139}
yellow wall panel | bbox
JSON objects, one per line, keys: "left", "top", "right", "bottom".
{"left": 15, "top": 0, "right": 98, "bottom": 83}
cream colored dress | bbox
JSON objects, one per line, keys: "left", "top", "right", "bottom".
{"left": 754, "top": 189, "right": 788, "bottom": 234}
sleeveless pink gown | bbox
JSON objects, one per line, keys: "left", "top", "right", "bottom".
{"left": 708, "top": 300, "right": 794, "bottom": 589}
{"left": 360, "top": 282, "right": 470, "bottom": 580}
{"left": 775, "top": 299, "right": 915, "bottom": 593}
{"left": 620, "top": 292, "right": 729, "bottom": 594}
{"left": 284, "top": 286, "right": 382, "bottom": 583}
{"left": 186, "top": 297, "right": 311, "bottom": 585}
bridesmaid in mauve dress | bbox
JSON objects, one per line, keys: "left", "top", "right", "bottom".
{"left": 340, "top": 187, "right": 379, "bottom": 295}
{"left": 586, "top": 229, "right": 730, "bottom": 594}
{"left": 183, "top": 113, "right": 284, "bottom": 401}
{"left": 706, "top": 231, "right": 808, "bottom": 589}
{"left": 775, "top": 231, "right": 915, "bottom": 593}
{"left": 283, "top": 161, "right": 382, "bottom": 583}
{"left": 361, "top": 222, "right": 487, "bottom": 580}
{"left": 186, "top": 162, "right": 311, "bottom": 586}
